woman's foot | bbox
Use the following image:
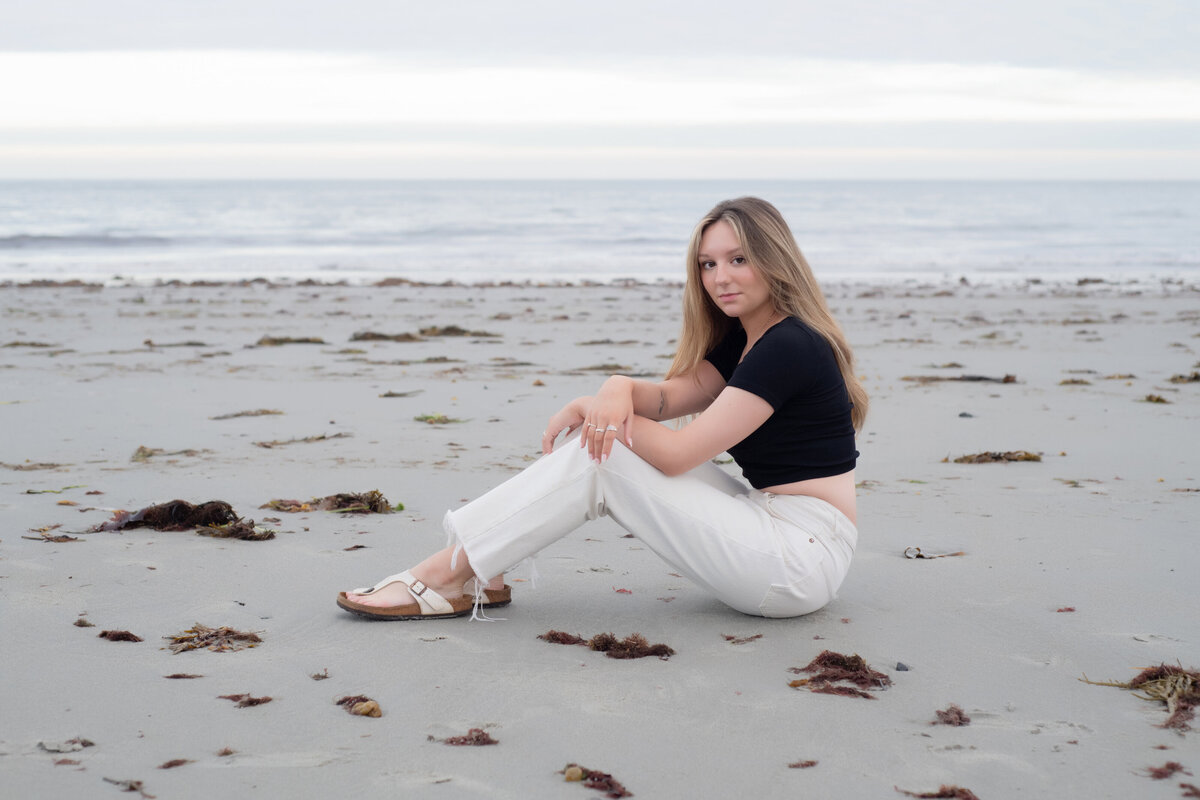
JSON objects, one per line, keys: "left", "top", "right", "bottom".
{"left": 340, "top": 546, "right": 506, "bottom": 611}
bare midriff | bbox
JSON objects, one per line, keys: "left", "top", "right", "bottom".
{"left": 762, "top": 470, "right": 857, "bottom": 526}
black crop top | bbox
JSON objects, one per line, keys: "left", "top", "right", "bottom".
{"left": 704, "top": 317, "right": 858, "bottom": 488}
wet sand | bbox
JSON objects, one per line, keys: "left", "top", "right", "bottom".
{"left": 2, "top": 278, "right": 1198, "bottom": 799}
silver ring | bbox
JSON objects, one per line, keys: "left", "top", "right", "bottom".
{"left": 586, "top": 423, "right": 596, "bottom": 429}
{"left": 605, "top": 425, "right": 618, "bottom": 432}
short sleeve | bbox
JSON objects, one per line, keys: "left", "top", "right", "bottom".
{"left": 725, "top": 323, "right": 823, "bottom": 409}
{"left": 704, "top": 328, "right": 746, "bottom": 382}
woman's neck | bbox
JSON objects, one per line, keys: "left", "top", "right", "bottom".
{"left": 741, "top": 307, "right": 783, "bottom": 347}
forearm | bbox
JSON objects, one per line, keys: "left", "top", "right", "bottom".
{"left": 604, "top": 375, "right": 668, "bottom": 421}
{"left": 626, "top": 416, "right": 693, "bottom": 475}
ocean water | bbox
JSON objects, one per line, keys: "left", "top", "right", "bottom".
{"left": 0, "top": 180, "right": 1196, "bottom": 286}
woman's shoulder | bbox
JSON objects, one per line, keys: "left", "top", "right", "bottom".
{"left": 761, "top": 317, "right": 825, "bottom": 349}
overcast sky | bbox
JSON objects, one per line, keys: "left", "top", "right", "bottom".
{"left": 2, "top": 0, "right": 1197, "bottom": 179}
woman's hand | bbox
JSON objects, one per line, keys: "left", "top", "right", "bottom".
{"left": 542, "top": 397, "right": 588, "bottom": 455}
{"left": 581, "top": 375, "right": 635, "bottom": 462}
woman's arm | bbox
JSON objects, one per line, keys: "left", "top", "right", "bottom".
{"left": 627, "top": 386, "right": 773, "bottom": 475}
{"left": 575, "top": 363, "right": 726, "bottom": 459}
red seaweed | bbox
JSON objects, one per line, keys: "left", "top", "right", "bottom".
{"left": 933, "top": 704, "right": 971, "bottom": 726}
{"left": 437, "top": 728, "right": 498, "bottom": 746}
{"left": 788, "top": 650, "right": 891, "bottom": 698}
{"left": 1145, "top": 762, "right": 1191, "bottom": 780}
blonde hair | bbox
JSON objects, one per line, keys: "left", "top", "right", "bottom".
{"left": 666, "top": 197, "right": 868, "bottom": 430}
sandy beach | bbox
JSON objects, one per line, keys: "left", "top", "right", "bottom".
{"left": 2, "top": 277, "right": 1197, "bottom": 799}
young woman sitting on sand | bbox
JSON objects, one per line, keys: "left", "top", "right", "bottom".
{"left": 337, "top": 196, "right": 867, "bottom": 620}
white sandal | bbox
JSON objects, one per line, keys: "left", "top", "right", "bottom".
{"left": 336, "top": 570, "right": 473, "bottom": 620}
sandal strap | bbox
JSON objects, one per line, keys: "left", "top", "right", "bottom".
{"left": 350, "top": 570, "right": 454, "bottom": 615}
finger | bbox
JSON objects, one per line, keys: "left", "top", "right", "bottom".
{"left": 590, "top": 423, "right": 606, "bottom": 461}
{"left": 601, "top": 426, "right": 618, "bottom": 462}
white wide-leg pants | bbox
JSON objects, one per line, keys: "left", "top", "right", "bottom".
{"left": 443, "top": 439, "right": 857, "bottom": 618}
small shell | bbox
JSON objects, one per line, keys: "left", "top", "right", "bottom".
{"left": 350, "top": 700, "right": 382, "bottom": 718}
{"left": 564, "top": 766, "right": 584, "bottom": 782}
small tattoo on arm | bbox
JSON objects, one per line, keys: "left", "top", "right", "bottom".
{"left": 657, "top": 391, "right": 666, "bottom": 419}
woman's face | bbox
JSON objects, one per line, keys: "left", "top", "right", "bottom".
{"left": 698, "top": 219, "right": 772, "bottom": 320}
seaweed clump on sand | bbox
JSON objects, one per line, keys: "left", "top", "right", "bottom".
{"left": 932, "top": 704, "right": 971, "bottom": 726}
{"left": 166, "top": 624, "right": 263, "bottom": 654}
{"left": 260, "top": 490, "right": 395, "bottom": 514}
{"left": 91, "top": 500, "right": 234, "bottom": 532}
{"left": 562, "top": 763, "right": 633, "bottom": 798}
{"left": 1145, "top": 762, "right": 1192, "bottom": 780}
{"left": 950, "top": 450, "right": 1041, "bottom": 463}
{"left": 418, "top": 324, "right": 500, "bottom": 338}
{"left": 538, "top": 630, "right": 674, "bottom": 660}
{"left": 787, "top": 650, "right": 892, "bottom": 699}
{"left": 1082, "top": 663, "right": 1200, "bottom": 731}
{"left": 350, "top": 330, "right": 422, "bottom": 342}
{"left": 254, "top": 335, "right": 325, "bottom": 346}
{"left": 98, "top": 630, "right": 143, "bottom": 642}
{"left": 196, "top": 519, "right": 275, "bottom": 541}
{"left": 431, "top": 728, "right": 498, "bottom": 746}
{"left": 90, "top": 500, "right": 274, "bottom": 540}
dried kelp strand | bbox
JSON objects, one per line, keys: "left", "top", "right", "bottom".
{"left": 102, "top": 777, "right": 154, "bottom": 798}
{"left": 1081, "top": 663, "right": 1199, "bottom": 730}
{"left": 253, "top": 432, "right": 351, "bottom": 448}
{"left": 219, "top": 693, "right": 272, "bottom": 708}
{"left": 98, "top": 630, "right": 143, "bottom": 642}
{"left": 788, "top": 760, "right": 818, "bottom": 769}
{"left": 894, "top": 786, "right": 980, "bottom": 799}
{"left": 351, "top": 330, "right": 422, "bottom": 342}
{"left": 255, "top": 335, "right": 324, "bottom": 346}
{"left": 166, "top": 624, "right": 263, "bottom": 653}
{"left": 157, "top": 759, "right": 191, "bottom": 769}
{"left": 418, "top": 324, "right": 499, "bottom": 337}
{"left": 164, "top": 673, "right": 203, "bottom": 679}
{"left": 196, "top": 519, "right": 275, "bottom": 540}
{"left": 723, "top": 633, "right": 763, "bottom": 645}
{"left": 209, "top": 409, "right": 282, "bottom": 420}
{"left": 538, "top": 630, "right": 586, "bottom": 645}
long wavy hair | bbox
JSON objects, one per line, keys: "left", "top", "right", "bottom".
{"left": 666, "top": 197, "right": 868, "bottom": 430}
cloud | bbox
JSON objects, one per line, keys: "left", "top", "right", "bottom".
{"left": 5, "top": 51, "right": 1199, "bottom": 131}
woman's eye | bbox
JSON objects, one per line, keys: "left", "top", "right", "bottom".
{"left": 732, "top": 256, "right": 746, "bottom": 265}
{"left": 700, "top": 261, "right": 716, "bottom": 270}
